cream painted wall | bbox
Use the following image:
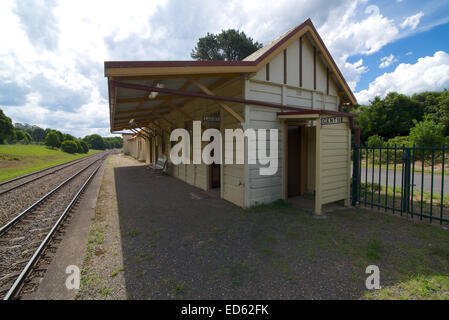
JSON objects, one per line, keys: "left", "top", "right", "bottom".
{"left": 140, "top": 78, "right": 246, "bottom": 207}
{"left": 245, "top": 30, "right": 349, "bottom": 208}
{"left": 318, "top": 120, "right": 351, "bottom": 206}
{"left": 245, "top": 104, "right": 283, "bottom": 206}
{"left": 251, "top": 33, "right": 340, "bottom": 110}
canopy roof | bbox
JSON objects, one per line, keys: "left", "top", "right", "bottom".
{"left": 105, "top": 18, "right": 356, "bottom": 132}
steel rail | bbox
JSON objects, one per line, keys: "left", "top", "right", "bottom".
{"left": 0, "top": 152, "right": 106, "bottom": 235}
{"left": 0, "top": 153, "right": 100, "bottom": 196}
{"left": 3, "top": 158, "right": 105, "bottom": 300}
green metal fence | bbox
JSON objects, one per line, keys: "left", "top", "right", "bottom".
{"left": 351, "top": 145, "right": 449, "bottom": 224}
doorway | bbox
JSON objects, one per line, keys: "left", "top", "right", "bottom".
{"left": 210, "top": 163, "right": 220, "bottom": 189}
{"left": 208, "top": 135, "right": 221, "bottom": 189}
{"left": 287, "top": 125, "right": 307, "bottom": 197}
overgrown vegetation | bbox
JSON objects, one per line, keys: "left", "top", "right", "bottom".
{"left": 352, "top": 90, "right": 449, "bottom": 148}
{"left": 0, "top": 108, "right": 123, "bottom": 153}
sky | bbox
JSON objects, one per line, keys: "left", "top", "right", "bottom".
{"left": 0, "top": 0, "right": 449, "bottom": 138}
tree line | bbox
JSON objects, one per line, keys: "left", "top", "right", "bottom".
{"left": 0, "top": 108, "right": 122, "bottom": 154}
{"left": 348, "top": 89, "right": 449, "bottom": 149}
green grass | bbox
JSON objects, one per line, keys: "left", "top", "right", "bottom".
{"left": 247, "top": 200, "right": 449, "bottom": 299}
{"left": 365, "top": 239, "right": 383, "bottom": 261}
{"left": 360, "top": 162, "right": 449, "bottom": 176}
{"left": 0, "top": 144, "right": 102, "bottom": 182}
{"left": 365, "top": 275, "right": 449, "bottom": 299}
{"left": 359, "top": 183, "right": 449, "bottom": 221}
{"left": 247, "top": 199, "right": 292, "bottom": 213}
{"left": 127, "top": 229, "right": 141, "bottom": 237}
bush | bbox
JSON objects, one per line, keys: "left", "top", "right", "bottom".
{"left": 381, "top": 136, "right": 410, "bottom": 162}
{"left": 45, "top": 131, "right": 61, "bottom": 148}
{"left": 74, "top": 140, "right": 82, "bottom": 153}
{"left": 79, "top": 140, "right": 89, "bottom": 153}
{"left": 409, "top": 120, "right": 445, "bottom": 148}
{"left": 61, "top": 140, "right": 78, "bottom": 154}
{"left": 83, "top": 134, "right": 105, "bottom": 150}
{"left": 385, "top": 136, "right": 410, "bottom": 147}
{"left": 366, "top": 135, "right": 384, "bottom": 147}
{"left": 14, "top": 130, "right": 31, "bottom": 144}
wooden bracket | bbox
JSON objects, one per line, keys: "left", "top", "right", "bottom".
{"left": 190, "top": 79, "right": 244, "bottom": 123}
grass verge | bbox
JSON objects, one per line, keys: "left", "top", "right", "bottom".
{"left": 0, "top": 144, "right": 102, "bottom": 182}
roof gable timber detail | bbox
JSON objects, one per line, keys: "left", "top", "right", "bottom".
{"left": 105, "top": 19, "right": 356, "bottom": 105}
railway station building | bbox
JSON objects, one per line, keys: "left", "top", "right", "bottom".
{"left": 106, "top": 19, "right": 359, "bottom": 214}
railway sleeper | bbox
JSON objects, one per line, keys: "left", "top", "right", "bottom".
{"left": 0, "top": 236, "right": 25, "bottom": 243}
{"left": 0, "top": 271, "right": 21, "bottom": 282}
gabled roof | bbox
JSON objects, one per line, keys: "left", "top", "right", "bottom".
{"left": 105, "top": 18, "right": 356, "bottom": 105}
{"left": 243, "top": 24, "right": 299, "bottom": 62}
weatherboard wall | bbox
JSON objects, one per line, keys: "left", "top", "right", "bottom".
{"left": 141, "top": 78, "right": 245, "bottom": 207}
{"left": 244, "top": 33, "right": 347, "bottom": 207}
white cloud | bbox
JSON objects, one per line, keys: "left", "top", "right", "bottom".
{"left": 341, "top": 59, "right": 369, "bottom": 90}
{"left": 400, "top": 11, "right": 424, "bottom": 30}
{"left": 356, "top": 51, "right": 449, "bottom": 104}
{"left": 0, "top": 0, "right": 443, "bottom": 136}
{"left": 318, "top": 2, "right": 403, "bottom": 90}
{"left": 379, "top": 54, "right": 397, "bottom": 68}
{"left": 406, "top": 51, "right": 413, "bottom": 56}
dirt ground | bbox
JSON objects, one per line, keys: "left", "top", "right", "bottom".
{"left": 77, "top": 154, "right": 131, "bottom": 300}
{"left": 78, "top": 153, "right": 449, "bottom": 300}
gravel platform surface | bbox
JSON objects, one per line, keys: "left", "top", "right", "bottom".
{"left": 78, "top": 154, "right": 449, "bottom": 300}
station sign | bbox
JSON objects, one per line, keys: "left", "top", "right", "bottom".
{"left": 320, "top": 116, "right": 342, "bottom": 126}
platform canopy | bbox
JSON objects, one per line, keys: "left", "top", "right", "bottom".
{"left": 105, "top": 19, "right": 357, "bottom": 133}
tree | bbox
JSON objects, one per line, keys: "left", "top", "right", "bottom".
{"left": 355, "top": 92, "right": 425, "bottom": 142}
{"left": 366, "top": 135, "right": 384, "bottom": 147}
{"left": 74, "top": 140, "right": 82, "bottom": 153}
{"left": 409, "top": 120, "right": 445, "bottom": 148}
{"left": 79, "top": 140, "right": 89, "bottom": 153}
{"left": 0, "top": 109, "right": 14, "bottom": 144}
{"left": 15, "top": 130, "right": 31, "bottom": 144}
{"left": 63, "top": 133, "right": 76, "bottom": 141}
{"left": 61, "top": 140, "right": 78, "bottom": 154}
{"left": 423, "top": 90, "right": 449, "bottom": 135}
{"left": 53, "top": 130, "right": 64, "bottom": 143}
{"left": 191, "top": 29, "right": 263, "bottom": 61}
{"left": 113, "top": 137, "right": 123, "bottom": 148}
{"left": 45, "top": 131, "right": 60, "bottom": 148}
{"left": 412, "top": 91, "right": 442, "bottom": 112}
{"left": 31, "top": 127, "right": 46, "bottom": 142}
{"left": 83, "top": 134, "right": 106, "bottom": 150}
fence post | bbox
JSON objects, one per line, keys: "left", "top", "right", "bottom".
{"left": 352, "top": 145, "right": 359, "bottom": 206}
{"left": 402, "top": 148, "right": 411, "bottom": 213}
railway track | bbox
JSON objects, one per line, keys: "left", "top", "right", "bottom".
{"left": 0, "top": 151, "right": 110, "bottom": 300}
{"left": 0, "top": 152, "right": 106, "bottom": 228}
{"left": 0, "top": 153, "right": 99, "bottom": 196}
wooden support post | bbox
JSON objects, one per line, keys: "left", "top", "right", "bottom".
{"left": 315, "top": 119, "right": 322, "bottom": 215}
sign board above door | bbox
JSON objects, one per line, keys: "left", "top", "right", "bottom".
{"left": 320, "top": 116, "right": 342, "bottom": 126}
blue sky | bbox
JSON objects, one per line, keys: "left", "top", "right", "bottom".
{"left": 353, "top": 13, "right": 449, "bottom": 92}
{"left": 0, "top": 0, "right": 448, "bottom": 137}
